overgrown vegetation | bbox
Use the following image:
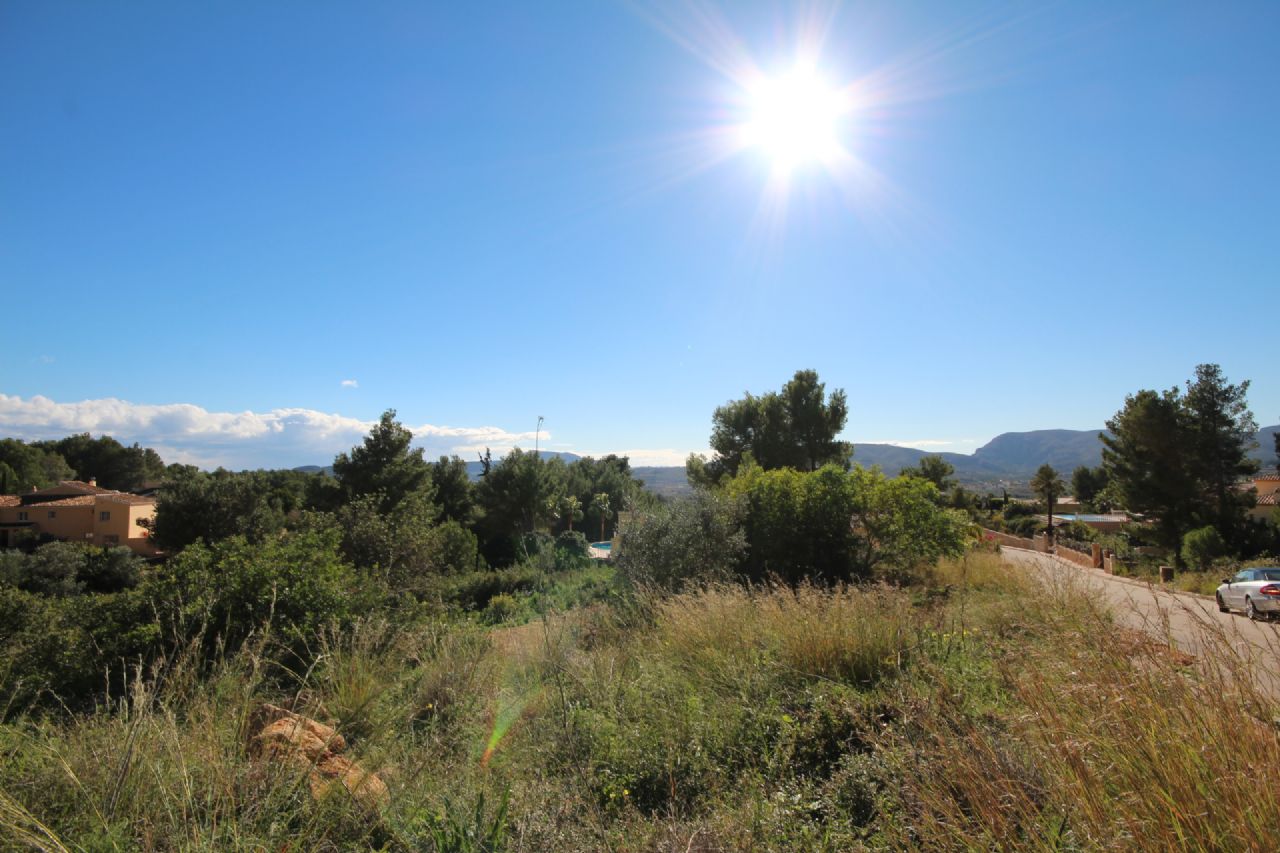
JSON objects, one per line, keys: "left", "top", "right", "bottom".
{"left": 5, "top": 551, "right": 1279, "bottom": 850}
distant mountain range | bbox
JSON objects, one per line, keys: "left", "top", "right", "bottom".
{"left": 635, "top": 424, "right": 1280, "bottom": 498}
{"left": 295, "top": 426, "right": 1279, "bottom": 499}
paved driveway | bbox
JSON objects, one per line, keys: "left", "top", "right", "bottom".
{"left": 1000, "top": 547, "right": 1280, "bottom": 697}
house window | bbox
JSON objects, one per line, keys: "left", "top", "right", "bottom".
{"left": 48, "top": 510, "right": 57, "bottom": 519}
{"left": 17, "top": 511, "right": 28, "bottom": 521}
{"left": 99, "top": 511, "right": 111, "bottom": 522}
{"left": 103, "top": 534, "right": 119, "bottom": 545}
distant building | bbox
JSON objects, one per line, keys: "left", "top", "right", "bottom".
{"left": 1247, "top": 471, "right": 1280, "bottom": 524}
{"left": 0, "top": 479, "right": 158, "bottom": 554}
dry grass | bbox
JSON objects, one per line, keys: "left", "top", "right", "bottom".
{"left": 6, "top": 552, "right": 1280, "bottom": 851}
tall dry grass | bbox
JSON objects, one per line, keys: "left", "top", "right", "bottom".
{"left": 6, "top": 551, "right": 1280, "bottom": 851}
{"left": 889, "top": 552, "right": 1280, "bottom": 851}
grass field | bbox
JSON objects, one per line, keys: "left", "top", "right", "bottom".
{"left": 3, "top": 551, "right": 1278, "bottom": 851}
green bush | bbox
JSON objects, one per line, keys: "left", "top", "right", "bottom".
{"left": 615, "top": 491, "right": 747, "bottom": 592}
{"left": 424, "top": 520, "right": 482, "bottom": 574}
{"left": 0, "top": 542, "right": 143, "bottom": 597}
{"left": 1181, "top": 526, "right": 1226, "bottom": 571}
{"left": 442, "top": 565, "right": 543, "bottom": 612}
{"left": 483, "top": 593, "right": 522, "bottom": 624}
{"left": 158, "top": 527, "right": 362, "bottom": 659}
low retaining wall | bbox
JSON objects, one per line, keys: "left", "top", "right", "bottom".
{"left": 981, "top": 528, "right": 1035, "bottom": 550}
{"left": 1054, "top": 544, "right": 1097, "bottom": 569}
{"left": 984, "top": 528, "right": 1102, "bottom": 569}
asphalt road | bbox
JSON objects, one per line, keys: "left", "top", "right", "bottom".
{"left": 1000, "top": 547, "right": 1280, "bottom": 697}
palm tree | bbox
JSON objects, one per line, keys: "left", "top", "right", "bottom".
{"left": 590, "top": 492, "right": 611, "bottom": 543}
{"left": 1030, "top": 463, "right": 1066, "bottom": 543}
{"left": 562, "top": 495, "right": 583, "bottom": 532}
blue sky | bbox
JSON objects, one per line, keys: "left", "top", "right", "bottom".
{"left": 3, "top": 1, "right": 1277, "bottom": 469}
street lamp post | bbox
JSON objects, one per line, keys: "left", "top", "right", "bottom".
{"left": 535, "top": 415, "right": 544, "bottom": 458}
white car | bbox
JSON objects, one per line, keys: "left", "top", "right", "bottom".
{"left": 1215, "top": 567, "right": 1280, "bottom": 621}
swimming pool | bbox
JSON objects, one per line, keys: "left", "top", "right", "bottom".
{"left": 590, "top": 541, "right": 612, "bottom": 552}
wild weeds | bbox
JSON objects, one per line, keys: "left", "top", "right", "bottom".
{"left": 6, "top": 552, "right": 1280, "bottom": 850}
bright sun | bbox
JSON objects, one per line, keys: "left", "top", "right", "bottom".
{"left": 742, "top": 67, "right": 848, "bottom": 171}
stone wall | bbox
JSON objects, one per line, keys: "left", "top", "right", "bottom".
{"left": 981, "top": 528, "right": 1036, "bottom": 550}
{"left": 1053, "top": 544, "right": 1097, "bottom": 569}
{"left": 985, "top": 528, "right": 1101, "bottom": 569}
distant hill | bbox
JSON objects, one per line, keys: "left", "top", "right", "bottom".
{"left": 292, "top": 427, "right": 1279, "bottom": 498}
{"left": 632, "top": 466, "right": 693, "bottom": 499}
{"left": 632, "top": 424, "right": 1280, "bottom": 498}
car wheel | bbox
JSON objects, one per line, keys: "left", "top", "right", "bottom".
{"left": 1217, "top": 593, "right": 1229, "bottom": 613}
{"left": 1246, "top": 597, "right": 1262, "bottom": 621}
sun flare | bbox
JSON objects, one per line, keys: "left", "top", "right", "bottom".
{"left": 742, "top": 67, "right": 848, "bottom": 171}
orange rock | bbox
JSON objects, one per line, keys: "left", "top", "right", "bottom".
{"left": 247, "top": 702, "right": 388, "bottom": 811}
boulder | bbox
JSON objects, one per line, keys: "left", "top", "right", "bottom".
{"left": 248, "top": 703, "right": 389, "bottom": 811}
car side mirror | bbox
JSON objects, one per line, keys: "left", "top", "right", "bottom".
{"left": 1222, "top": 578, "right": 1231, "bottom": 585}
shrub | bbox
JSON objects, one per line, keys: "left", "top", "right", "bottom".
{"left": 0, "top": 542, "right": 144, "bottom": 598}
{"left": 615, "top": 491, "right": 746, "bottom": 592}
{"left": 1181, "top": 525, "right": 1226, "bottom": 571}
{"left": 158, "top": 527, "right": 361, "bottom": 660}
{"left": 423, "top": 520, "right": 482, "bottom": 575}
{"left": 483, "top": 593, "right": 522, "bottom": 624}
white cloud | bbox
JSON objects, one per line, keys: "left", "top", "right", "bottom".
{"left": 0, "top": 394, "right": 545, "bottom": 470}
{"left": 340, "top": 379, "right": 359, "bottom": 389}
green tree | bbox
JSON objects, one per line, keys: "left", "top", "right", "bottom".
{"left": 1181, "top": 364, "right": 1258, "bottom": 538}
{"left": 615, "top": 492, "right": 747, "bottom": 592}
{"left": 160, "top": 527, "right": 359, "bottom": 659}
{"left": 35, "top": 434, "right": 165, "bottom": 491}
{"left": 1181, "top": 525, "right": 1226, "bottom": 572}
{"left": 0, "top": 438, "right": 74, "bottom": 493}
{"left": 1102, "top": 365, "right": 1259, "bottom": 563}
{"left": 690, "top": 369, "right": 851, "bottom": 483}
{"left": 1102, "top": 388, "right": 1200, "bottom": 561}
{"left": 332, "top": 410, "right": 433, "bottom": 514}
{"left": 590, "top": 492, "right": 611, "bottom": 543}
{"left": 900, "top": 455, "right": 956, "bottom": 497}
{"left": 846, "top": 467, "right": 970, "bottom": 579}
{"left": 560, "top": 494, "right": 583, "bottom": 532}
{"left": 1030, "top": 464, "right": 1066, "bottom": 541}
{"left": 474, "top": 448, "right": 565, "bottom": 564}
{"left": 726, "top": 463, "right": 862, "bottom": 584}
{"left": 725, "top": 463, "right": 969, "bottom": 584}
{"left": 1070, "top": 465, "right": 1109, "bottom": 510}
{"left": 429, "top": 455, "right": 476, "bottom": 523}
{"left": 148, "top": 469, "right": 293, "bottom": 551}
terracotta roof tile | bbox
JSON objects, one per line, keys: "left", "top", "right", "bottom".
{"left": 0, "top": 496, "right": 20, "bottom": 508}
{"left": 36, "top": 496, "right": 97, "bottom": 507}
{"left": 58, "top": 480, "right": 116, "bottom": 494}
{"left": 99, "top": 494, "right": 155, "bottom": 506}
{"left": 1259, "top": 493, "right": 1279, "bottom": 507}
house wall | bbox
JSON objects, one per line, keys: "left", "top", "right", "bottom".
{"left": 92, "top": 498, "right": 155, "bottom": 549}
{"left": 0, "top": 493, "right": 157, "bottom": 554}
{"left": 31, "top": 505, "right": 96, "bottom": 542}
{"left": 125, "top": 503, "right": 159, "bottom": 555}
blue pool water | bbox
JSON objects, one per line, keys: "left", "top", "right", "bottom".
{"left": 590, "top": 541, "right": 612, "bottom": 552}
{"left": 1055, "top": 514, "right": 1117, "bottom": 523}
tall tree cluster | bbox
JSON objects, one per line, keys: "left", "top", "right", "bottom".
{"left": 688, "top": 369, "right": 852, "bottom": 485}
{"left": 1101, "top": 364, "right": 1258, "bottom": 560}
